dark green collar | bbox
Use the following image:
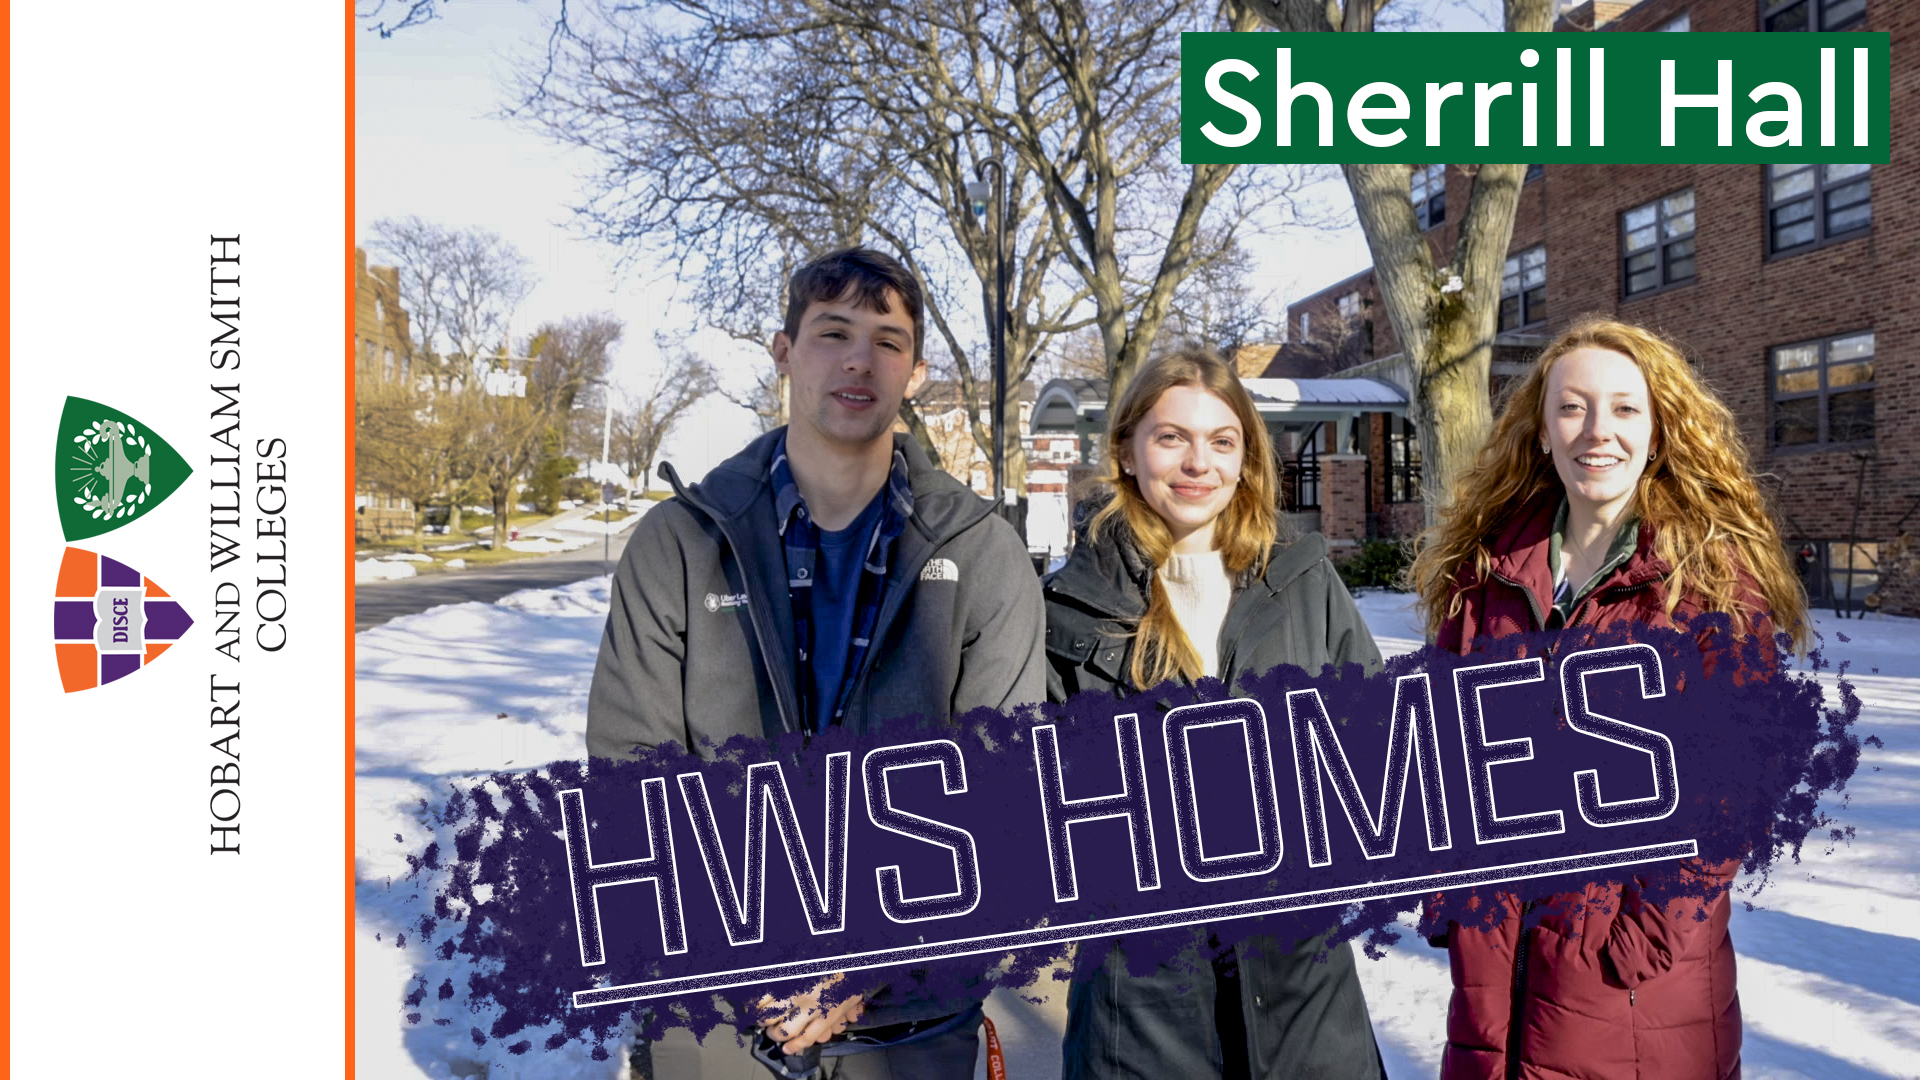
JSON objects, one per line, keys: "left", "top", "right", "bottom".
{"left": 1548, "top": 498, "right": 1639, "bottom": 624}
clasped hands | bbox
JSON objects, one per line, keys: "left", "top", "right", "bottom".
{"left": 755, "top": 973, "right": 866, "bottom": 1055}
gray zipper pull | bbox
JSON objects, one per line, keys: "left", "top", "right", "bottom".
{"left": 1629, "top": 988, "right": 1636, "bottom": 1006}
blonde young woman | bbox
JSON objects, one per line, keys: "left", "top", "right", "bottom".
{"left": 1043, "top": 349, "right": 1385, "bottom": 1079}
{"left": 1408, "top": 317, "right": 1808, "bottom": 1080}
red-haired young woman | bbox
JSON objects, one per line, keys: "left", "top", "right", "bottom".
{"left": 1409, "top": 318, "right": 1808, "bottom": 1080}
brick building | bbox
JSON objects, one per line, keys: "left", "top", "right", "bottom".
{"left": 355, "top": 247, "right": 414, "bottom": 383}
{"left": 354, "top": 247, "right": 420, "bottom": 541}
{"left": 1278, "top": 0, "right": 1916, "bottom": 613}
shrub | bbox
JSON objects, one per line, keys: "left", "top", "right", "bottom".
{"left": 1338, "top": 538, "right": 1413, "bottom": 591}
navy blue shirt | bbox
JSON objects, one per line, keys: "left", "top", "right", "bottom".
{"left": 806, "top": 490, "right": 885, "bottom": 733}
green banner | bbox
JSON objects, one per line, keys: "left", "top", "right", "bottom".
{"left": 1181, "top": 32, "right": 1889, "bottom": 164}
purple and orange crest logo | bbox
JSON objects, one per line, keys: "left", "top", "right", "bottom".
{"left": 53, "top": 547, "right": 193, "bottom": 693}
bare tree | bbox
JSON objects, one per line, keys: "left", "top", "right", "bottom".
{"left": 445, "top": 318, "right": 617, "bottom": 550}
{"left": 718, "top": 366, "right": 788, "bottom": 435}
{"left": 529, "top": 313, "right": 621, "bottom": 417}
{"left": 366, "top": 218, "right": 540, "bottom": 534}
{"left": 355, "top": 375, "right": 453, "bottom": 546}
{"left": 512, "top": 0, "right": 1323, "bottom": 493}
{"left": 613, "top": 346, "right": 720, "bottom": 488}
{"left": 366, "top": 216, "right": 539, "bottom": 386}
{"left": 1161, "top": 234, "right": 1287, "bottom": 357}
{"left": 1241, "top": 0, "right": 1552, "bottom": 522}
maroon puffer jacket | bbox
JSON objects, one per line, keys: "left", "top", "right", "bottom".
{"left": 1435, "top": 495, "right": 1702, "bottom": 654}
{"left": 1432, "top": 495, "right": 1760, "bottom": 1080}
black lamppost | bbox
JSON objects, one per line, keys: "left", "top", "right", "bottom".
{"left": 966, "top": 160, "right": 1009, "bottom": 515}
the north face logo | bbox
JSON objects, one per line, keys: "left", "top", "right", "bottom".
{"left": 56, "top": 397, "right": 191, "bottom": 540}
{"left": 53, "top": 548, "right": 193, "bottom": 692}
{"left": 919, "top": 557, "right": 959, "bottom": 582}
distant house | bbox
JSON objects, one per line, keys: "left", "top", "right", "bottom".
{"left": 902, "top": 379, "right": 1039, "bottom": 500}
{"left": 1029, "top": 373, "right": 1410, "bottom": 556}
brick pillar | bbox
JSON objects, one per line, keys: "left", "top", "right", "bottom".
{"left": 1319, "top": 454, "right": 1368, "bottom": 558}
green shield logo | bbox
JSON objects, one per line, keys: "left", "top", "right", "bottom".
{"left": 55, "top": 397, "right": 192, "bottom": 540}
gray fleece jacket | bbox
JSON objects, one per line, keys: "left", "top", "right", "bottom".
{"left": 587, "top": 427, "right": 1046, "bottom": 758}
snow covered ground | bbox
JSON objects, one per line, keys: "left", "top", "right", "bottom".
{"left": 355, "top": 584, "right": 1920, "bottom": 1079}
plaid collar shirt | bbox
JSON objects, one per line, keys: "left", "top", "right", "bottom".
{"left": 771, "top": 435, "right": 915, "bottom": 732}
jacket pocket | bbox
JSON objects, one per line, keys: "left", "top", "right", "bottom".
{"left": 1044, "top": 620, "right": 1096, "bottom": 664}
{"left": 1086, "top": 638, "right": 1129, "bottom": 686}
{"left": 1046, "top": 607, "right": 1130, "bottom": 691}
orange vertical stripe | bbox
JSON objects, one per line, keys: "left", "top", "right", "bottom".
{"left": 345, "top": 0, "right": 359, "bottom": 1072}
{"left": 5, "top": 9, "right": 16, "bottom": 1056}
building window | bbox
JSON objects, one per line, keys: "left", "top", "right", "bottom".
{"left": 1298, "top": 310, "right": 1311, "bottom": 341}
{"left": 1412, "top": 164, "right": 1445, "bottom": 230}
{"left": 1771, "top": 330, "right": 1874, "bottom": 447}
{"left": 1337, "top": 291, "right": 1361, "bottom": 320}
{"left": 1500, "top": 246, "right": 1547, "bottom": 331}
{"left": 1762, "top": 0, "right": 1865, "bottom": 32}
{"left": 1621, "top": 189, "right": 1695, "bottom": 296}
{"left": 1768, "top": 164, "right": 1870, "bottom": 254}
{"left": 1388, "top": 416, "right": 1422, "bottom": 503}
{"left": 1292, "top": 430, "right": 1320, "bottom": 510}
{"left": 1791, "top": 539, "right": 1879, "bottom": 613}
{"left": 1659, "top": 11, "right": 1691, "bottom": 30}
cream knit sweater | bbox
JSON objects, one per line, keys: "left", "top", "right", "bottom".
{"left": 1160, "top": 550, "right": 1234, "bottom": 678}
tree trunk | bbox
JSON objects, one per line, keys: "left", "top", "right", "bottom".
{"left": 897, "top": 400, "right": 944, "bottom": 469}
{"left": 1244, "top": 0, "right": 1554, "bottom": 530}
{"left": 1416, "top": 307, "right": 1497, "bottom": 528}
{"left": 491, "top": 481, "right": 512, "bottom": 551}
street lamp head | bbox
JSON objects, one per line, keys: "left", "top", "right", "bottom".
{"left": 965, "top": 179, "right": 991, "bottom": 219}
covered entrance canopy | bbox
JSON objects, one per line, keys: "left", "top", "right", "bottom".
{"left": 1031, "top": 375, "right": 1409, "bottom": 459}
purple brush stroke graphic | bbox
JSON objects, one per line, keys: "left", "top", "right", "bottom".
{"left": 386, "top": 620, "right": 1860, "bottom": 1053}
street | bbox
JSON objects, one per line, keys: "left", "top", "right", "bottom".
{"left": 354, "top": 524, "right": 632, "bottom": 631}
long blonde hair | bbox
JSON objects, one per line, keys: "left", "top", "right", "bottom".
{"left": 1409, "top": 317, "right": 1808, "bottom": 647}
{"left": 1088, "top": 349, "right": 1280, "bottom": 687}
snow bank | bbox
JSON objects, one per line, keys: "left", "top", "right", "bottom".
{"left": 555, "top": 510, "right": 644, "bottom": 536}
{"left": 355, "top": 559, "right": 417, "bottom": 582}
{"left": 506, "top": 532, "right": 592, "bottom": 553}
{"left": 357, "top": 577, "right": 625, "bottom": 1077}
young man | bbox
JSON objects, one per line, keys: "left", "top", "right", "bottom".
{"left": 587, "top": 246, "right": 1046, "bottom": 1078}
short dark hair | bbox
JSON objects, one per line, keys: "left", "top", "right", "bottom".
{"left": 782, "top": 246, "right": 925, "bottom": 361}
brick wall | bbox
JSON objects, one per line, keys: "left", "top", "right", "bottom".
{"left": 354, "top": 247, "right": 413, "bottom": 381}
{"left": 1320, "top": 455, "right": 1370, "bottom": 555}
{"left": 1276, "top": 0, "right": 1918, "bottom": 611}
